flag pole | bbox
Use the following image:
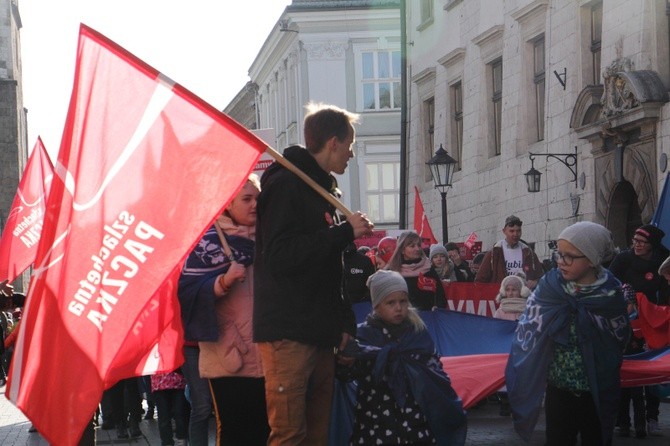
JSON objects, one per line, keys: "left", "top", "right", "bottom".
{"left": 264, "top": 146, "right": 354, "bottom": 218}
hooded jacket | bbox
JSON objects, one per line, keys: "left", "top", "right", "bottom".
{"left": 253, "top": 145, "right": 356, "bottom": 347}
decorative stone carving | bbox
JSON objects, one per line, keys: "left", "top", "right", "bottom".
{"left": 601, "top": 58, "right": 669, "bottom": 118}
{"left": 303, "top": 42, "right": 348, "bottom": 60}
{"left": 601, "top": 58, "right": 636, "bottom": 117}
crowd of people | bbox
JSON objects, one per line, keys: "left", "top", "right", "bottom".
{"left": 2, "top": 103, "right": 670, "bottom": 446}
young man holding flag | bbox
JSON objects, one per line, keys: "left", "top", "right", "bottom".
{"left": 253, "top": 103, "right": 374, "bottom": 445}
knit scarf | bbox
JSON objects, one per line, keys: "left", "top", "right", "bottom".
{"left": 177, "top": 214, "right": 255, "bottom": 342}
{"left": 499, "top": 297, "right": 527, "bottom": 315}
{"left": 400, "top": 257, "right": 432, "bottom": 278}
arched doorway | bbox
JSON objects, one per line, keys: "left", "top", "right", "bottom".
{"left": 607, "top": 180, "right": 642, "bottom": 249}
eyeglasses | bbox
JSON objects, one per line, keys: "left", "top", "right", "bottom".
{"left": 631, "top": 238, "right": 650, "bottom": 246}
{"left": 552, "top": 251, "right": 587, "bottom": 266}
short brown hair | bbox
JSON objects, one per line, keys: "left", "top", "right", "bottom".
{"left": 303, "top": 103, "right": 359, "bottom": 154}
{"left": 504, "top": 215, "right": 523, "bottom": 227}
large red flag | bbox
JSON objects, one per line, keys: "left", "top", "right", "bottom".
{"left": 7, "top": 24, "right": 265, "bottom": 445}
{"left": 0, "top": 138, "right": 53, "bottom": 283}
{"left": 413, "top": 186, "right": 438, "bottom": 246}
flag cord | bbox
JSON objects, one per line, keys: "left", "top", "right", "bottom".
{"left": 264, "top": 146, "right": 354, "bottom": 218}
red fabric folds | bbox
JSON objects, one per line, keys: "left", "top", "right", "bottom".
{"left": 6, "top": 25, "right": 265, "bottom": 446}
{"left": 0, "top": 138, "right": 53, "bottom": 282}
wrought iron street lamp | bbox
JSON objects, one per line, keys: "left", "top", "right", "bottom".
{"left": 426, "top": 144, "right": 457, "bottom": 243}
{"left": 524, "top": 146, "right": 578, "bottom": 193}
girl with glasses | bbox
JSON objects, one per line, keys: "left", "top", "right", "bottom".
{"left": 506, "top": 222, "right": 630, "bottom": 446}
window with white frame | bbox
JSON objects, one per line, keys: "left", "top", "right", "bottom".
{"left": 418, "top": 0, "right": 434, "bottom": 30}
{"left": 361, "top": 50, "right": 401, "bottom": 111}
{"left": 366, "top": 161, "right": 400, "bottom": 224}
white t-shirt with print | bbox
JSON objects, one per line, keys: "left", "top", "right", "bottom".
{"left": 501, "top": 241, "right": 523, "bottom": 276}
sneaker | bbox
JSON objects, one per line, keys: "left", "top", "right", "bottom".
{"left": 647, "top": 419, "right": 662, "bottom": 436}
{"left": 28, "top": 424, "right": 38, "bottom": 433}
{"left": 174, "top": 439, "right": 186, "bottom": 446}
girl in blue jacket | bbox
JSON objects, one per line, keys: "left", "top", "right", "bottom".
{"left": 338, "top": 270, "right": 466, "bottom": 445}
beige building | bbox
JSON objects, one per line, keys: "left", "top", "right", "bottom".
{"left": 0, "top": 0, "right": 27, "bottom": 291}
{"left": 230, "top": 0, "right": 402, "bottom": 229}
{"left": 407, "top": 0, "right": 670, "bottom": 260}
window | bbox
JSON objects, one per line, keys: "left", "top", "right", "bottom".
{"left": 361, "top": 50, "right": 401, "bottom": 110}
{"left": 491, "top": 59, "right": 503, "bottom": 156}
{"left": 419, "top": 0, "right": 434, "bottom": 29}
{"left": 590, "top": 3, "right": 602, "bottom": 84}
{"left": 366, "top": 161, "right": 400, "bottom": 224}
{"left": 533, "top": 36, "right": 545, "bottom": 142}
{"left": 424, "top": 97, "right": 435, "bottom": 181}
{"left": 450, "top": 82, "right": 463, "bottom": 169}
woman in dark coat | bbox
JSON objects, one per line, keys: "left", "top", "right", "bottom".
{"left": 384, "top": 231, "right": 446, "bottom": 311}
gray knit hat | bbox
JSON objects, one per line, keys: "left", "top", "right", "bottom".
{"left": 429, "top": 244, "right": 448, "bottom": 260}
{"left": 367, "top": 270, "right": 408, "bottom": 308}
{"left": 557, "top": 221, "right": 615, "bottom": 266}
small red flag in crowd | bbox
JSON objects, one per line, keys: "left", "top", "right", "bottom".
{"left": 413, "top": 186, "right": 438, "bottom": 246}
{"left": 7, "top": 24, "right": 266, "bottom": 445}
{"left": 0, "top": 137, "right": 53, "bottom": 282}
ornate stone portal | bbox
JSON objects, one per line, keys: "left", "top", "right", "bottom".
{"left": 571, "top": 58, "right": 669, "bottom": 247}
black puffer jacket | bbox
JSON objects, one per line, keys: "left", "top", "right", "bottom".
{"left": 609, "top": 248, "right": 670, "bottom": 305}
{"left": 253, "top": 146, "right": 356, "bottom": 347}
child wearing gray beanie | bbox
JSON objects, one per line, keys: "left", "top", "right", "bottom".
{"left": 366, "top": 270, "right": 425, "bottom": 331}
{"left": 339, "top": 270, "right": 466, "bottom": 445}
{"left": 506, "top": 220, "right": 629, "bottom": 445}
{"left": 557, "top": 221, "right": 615, "bottom": 268}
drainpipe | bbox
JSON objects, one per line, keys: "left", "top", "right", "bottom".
{"left": 399, "top": 0, "right": 408, "bottom": 229}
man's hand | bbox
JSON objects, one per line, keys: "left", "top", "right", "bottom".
{"left": 336, "top": 332, "right": 355, "bottom": 365}
{"left": 347, "top": 212, "right": 374, "bottom": 238}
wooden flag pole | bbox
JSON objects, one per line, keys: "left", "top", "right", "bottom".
{"left": 263, "top": 145, "right": 354, "bottom": 218}
{"left": 214, "top": 221, "right": 233, "bottom": 259}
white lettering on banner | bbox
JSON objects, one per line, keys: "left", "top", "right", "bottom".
{"left": 67, "top": 211, "right": 165, "bottom": 332}
{"left": 12, "top": 207, "right": 44, "bottom": 237}
{"left": 19, "top": 221, "right": 44, "bottom": 248}
{"left": 447, "top": 299, "right": 497, "bottom": 317}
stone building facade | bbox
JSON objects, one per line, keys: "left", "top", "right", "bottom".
{"left": 407, "top": 0, "right": 670, "bottom": 261}
{"left": 243, "top": 0, "right": 402, "bottom": 229}
{"left": 0, "top": 0, "right": 27, "bottom": 290}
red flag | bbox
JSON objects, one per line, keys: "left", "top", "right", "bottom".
{"left": 413, "top": 186, "right": 438, "bottom": 246}
{"left": 7, "top": 25, "right": 265, "bottom": 445}
{"left": 636, "top": 292, "right": 670, "bottom": 349}
{"left": 463, "top": 231, "right": 478, "bottom": 250}
{"left": 0, "top": 138, "right": 53, "bottom": 282}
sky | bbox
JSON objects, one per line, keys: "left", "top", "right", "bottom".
{"left": 19, "top": 0, "right": 292, "bottom": 159}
